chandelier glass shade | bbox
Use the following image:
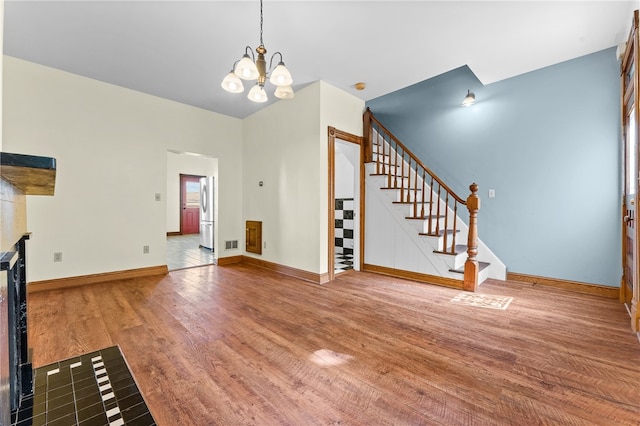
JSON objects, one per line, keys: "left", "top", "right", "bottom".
{"left": 221, "top": 0, "right": 294, "bottom": 102}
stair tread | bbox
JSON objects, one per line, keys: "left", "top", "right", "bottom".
{"left": 419, "top": 229, "right": 459, "bottom": 236}
{"left": 370, "top": 174, "right": 411, "bottom": 178}
{"left": 406, "top": 215, "right": 444, "bottom": 220}
{"left": 392, "top": 201, "right": 433, "bottom": 205}
{"left": 449, "top": 261, "right": 491, "bottom": 274}
{"left": 365, "top": 161, "right": 400, "bottom": 166}
{"left": 433, "top": 244, "right": 468, "bottom": 255}
{"left": 380, "top": 187, "right": 422, "bottom": 191}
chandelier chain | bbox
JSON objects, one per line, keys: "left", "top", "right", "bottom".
{"left": 259, "top": 0, "right": 264, "bottom": 47}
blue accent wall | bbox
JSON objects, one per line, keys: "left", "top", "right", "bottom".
{"left": 366, "top": 47, "right": 621, "bottom": 286}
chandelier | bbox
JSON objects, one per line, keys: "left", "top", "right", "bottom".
{"left": 221, "top": 0, "right": 294, "bottom": 103}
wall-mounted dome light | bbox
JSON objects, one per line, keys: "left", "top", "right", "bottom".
{"left": 462, "top": 89, "right": 475, "bottom": 107}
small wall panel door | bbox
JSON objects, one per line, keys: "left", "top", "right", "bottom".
{"left": 246, "top": 221, "right": 262, "bottom": 255}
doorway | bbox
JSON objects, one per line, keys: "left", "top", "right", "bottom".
{"left": 166, "top": 151, "right": 218, "bottom": 270}
{"left": 328, "top": 127, "right": 362, "bottom": 281}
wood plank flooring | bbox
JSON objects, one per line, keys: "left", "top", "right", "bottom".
{"left": 28, "top": 264, "right": 640, "bottom": 425}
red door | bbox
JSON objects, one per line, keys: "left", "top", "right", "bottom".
{"left": 180, "top": 175, "right": 201, "bottom": 234}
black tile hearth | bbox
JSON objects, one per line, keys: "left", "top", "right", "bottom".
{"left": 11, "top": 346, "right": 155, "bottom": 426}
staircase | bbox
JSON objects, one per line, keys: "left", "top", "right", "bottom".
{"left": 362, "top": 109, "right": 506, "bottom": 290}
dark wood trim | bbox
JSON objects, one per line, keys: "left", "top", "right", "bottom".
{"left": 328, "top": 128, "right": 336, "bottom": 282}
{"left": 620, "top": 10, "right": 640, "bottom": 332}
{"left": 357, "top": 127, "right": 366, "bottom": 276}
{"left": 327, "top": 127, "right": 363, "bottom": 283}
{"left": 362, "top": 263, "right": 464, "bottom": 289}
{"left": 507, "top": 272, "right": 619, "bottom": 299}
{"left": 27, "top": 265, "right": 168, "bottom": 293}
{"left": 166, "top": 231, "right": 181, "bottom": 237}
{"left": 241, "top": 256, "right": 330, "bottom": 285}
{"left": 217, "top": 255, "right": 242, "bottom": 266}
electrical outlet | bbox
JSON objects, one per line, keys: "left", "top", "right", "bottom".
{"left": 143, "top": 245, "right": 150, "bottom": 254}
{"left": 263, "top": 241, "right": 267, "bottom": 249}
{"left": 155, "top": 193, "right": 161, "bottom": 201}
{"left": 53, "top": 252, "right": 62, "bottom": 262}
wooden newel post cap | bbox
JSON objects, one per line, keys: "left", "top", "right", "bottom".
{"left": 467, "top": 183, "right": 480, "bottom": 210}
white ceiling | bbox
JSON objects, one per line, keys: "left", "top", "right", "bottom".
{"left": 3, "top": 1, "right": 637, "bottom": 119}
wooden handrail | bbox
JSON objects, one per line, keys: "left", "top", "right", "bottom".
{"left": 364, "top": 108, "right": 466, "bottom": 205}
{"left": 364, "top": 108, "right": 480, "bottom": 289}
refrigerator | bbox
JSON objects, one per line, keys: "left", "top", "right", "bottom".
{"left": 199, "top": 176, "right": 214, "bottom": 251}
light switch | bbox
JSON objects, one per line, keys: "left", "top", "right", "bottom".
{"left": 488, "top": 189, "right": 495, "bottom": 198}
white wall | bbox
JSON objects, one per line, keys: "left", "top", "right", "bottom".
{"left": 335, "top": 144, "right": 355, "bottom": 199}
{"left": 242, "top": 81, "right": 363, "bottom": 275}
{"left": 243, "top": 82, "right": 323, "bottom": 273}
{"left": 3, "top": 57, "right": 243, "bottom": 281}
{"left": 166, "top": 151, "right": 218, "bottom": 233}
{"left": 319, "top": 81, "right": 365, "bottom": 273}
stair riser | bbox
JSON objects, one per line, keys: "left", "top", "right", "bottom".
{"left": 379, "top": 189, "right": 427, "bottom": 204}
{"left": 434, "top": 251, "right": 467, "bottom": 270}
{"left": 406, "top": 218, "right": 457, "bottom": 235}
{"left": 419, "top": 233, "right": 465, "bottom": 253}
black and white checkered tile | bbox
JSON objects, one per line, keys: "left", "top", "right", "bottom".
{"left": 11, "top": 346, "right": 155, "bottom": 426}
{"left": 335, "top": 198, "right": 354, "bottom": 273}
{"left": 335, "top": 253, "right": 354, "bottom": 273}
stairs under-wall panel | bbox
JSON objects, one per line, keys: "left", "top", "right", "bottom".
{"left": 364, "top": 162, "right": 506, "bottom": 284}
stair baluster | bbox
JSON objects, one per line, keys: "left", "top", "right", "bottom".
{"left": 443, "top": 192, "right": 450, "bottom": 254}
{"left": 420, "top": 169, "right": 426, "bottom": 219}
{"left": 393, "top": 143, "right": 398, "bottom": 189}
{"left": 427, "top": 175, "right": 434, "bottom": 234}
{"left": 400, "top": 148, "right": 406, "bottom": 202}
{"left": 386, "top": 136, "right": 392, "bottom": 189}
{"left": 435, "top": 186, "right": 442, "bottom": 237}
{"left": 452, "top": 201, "right": 458, "bottom": 253}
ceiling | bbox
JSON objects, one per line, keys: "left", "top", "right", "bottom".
{"left": 3, "top": 1, "right": 636, "bottom": 119}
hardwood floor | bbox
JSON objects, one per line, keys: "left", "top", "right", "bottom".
{"left": 28, "top": 264, "right": 640, "bottom": 425}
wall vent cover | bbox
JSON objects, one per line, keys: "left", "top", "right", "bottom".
{"left": 225, "top": 240, "right": 239, "bottom": 250}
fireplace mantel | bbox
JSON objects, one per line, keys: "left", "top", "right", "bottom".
{"left": 0, "top": 152, "right": 56, "bottom": 196}
{"left": 1, "top": 151, "right": 56, "bottom": 426}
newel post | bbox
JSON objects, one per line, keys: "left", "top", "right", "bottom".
{"left": 463, "top": 183, "right": 480, "bottom": 292}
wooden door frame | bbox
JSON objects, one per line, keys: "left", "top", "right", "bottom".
{"left": 621, "top": 10, "right": 640, "bottom": 333}
{"left": 179, "top": 174, "right": 204, "bottom": 235}
{"left": 328, "top": 127, "right": 363, "bottom": 282}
